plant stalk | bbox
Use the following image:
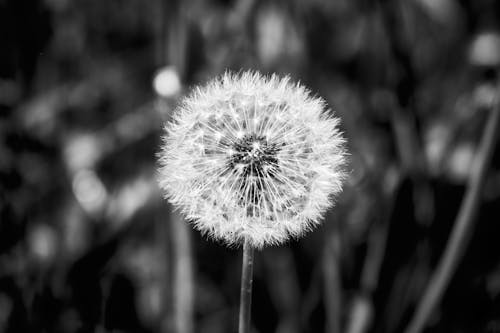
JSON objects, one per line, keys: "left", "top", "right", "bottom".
{"left": 239, "top": 237, "right": 255, "bottom": 333}
{"left": 405, "top": 101, "right": 500, "bottom": 333}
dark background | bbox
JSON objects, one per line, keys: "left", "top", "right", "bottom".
{"left": 1, "top": 0, "right": 500, "bottom": 332}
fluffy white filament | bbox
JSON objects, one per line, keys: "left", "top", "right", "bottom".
{"left": 158, "top": 71, "right": 347, "bottom": 248}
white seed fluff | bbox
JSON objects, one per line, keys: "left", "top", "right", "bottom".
{"left": 158, "top": 71, "right": 347, "bottom": 248}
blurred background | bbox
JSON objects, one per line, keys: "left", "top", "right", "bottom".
{"left": 1, "top": 0, "right": 500, "bottom": 332}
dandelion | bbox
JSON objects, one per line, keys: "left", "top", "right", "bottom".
{"left": 157, "top": 70, "right": 347, "bottom": 332}
{"left": 159, "top": 71, "right": 346, "bottom": 247}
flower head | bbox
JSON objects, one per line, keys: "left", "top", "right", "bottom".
{"left": 158, "top": 71, "right": 347, "bottom": 248}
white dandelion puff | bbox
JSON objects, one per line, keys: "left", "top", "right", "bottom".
{"left": 158, "top": 70, "right": 347, "bottom": 249}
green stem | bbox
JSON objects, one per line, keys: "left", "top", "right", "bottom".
{"left": 239, "top": 237, "right": 254, "bottom": 333}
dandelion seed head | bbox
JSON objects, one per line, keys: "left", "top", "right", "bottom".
{"left": 158, "top": 71, "right": 347, "bottom": 248}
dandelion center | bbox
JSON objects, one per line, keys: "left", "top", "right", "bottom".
{"left": 229, "top": 134, "right": 279, "bottom": 179}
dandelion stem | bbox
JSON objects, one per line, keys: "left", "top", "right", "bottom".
{"left": 239, "top": 237, "right": 255, "bottom": 333}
